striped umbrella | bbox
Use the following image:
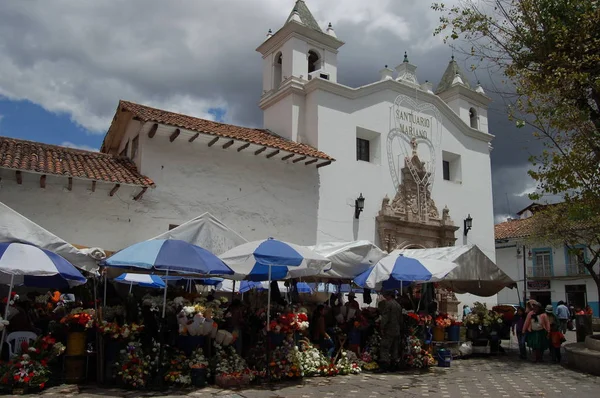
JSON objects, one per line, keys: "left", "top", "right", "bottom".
{"left": 219, "top": 238, "right": 330, "bottom": 281}
{"left": 114, "top": 273, "right": 166, "bottom": 292}
{"left": 355, "top": 251, "right": 455, "bottom": 291}
{"left": 0, "top": 242, "right": 87, "bottom": 356}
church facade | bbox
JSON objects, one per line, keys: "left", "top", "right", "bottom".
{"left": 0, "top": 1, "right": 496, "bottom": 276}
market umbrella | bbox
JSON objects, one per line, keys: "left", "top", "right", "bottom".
{"left": 219, "top": 238, "right": 330, "bottom": 282}
{"left": 295, "top": 282, "right": 312, "bottom": 294}
{"left": 0, "top": 242, "right": 87, "bottom": 356}
{"left": 354, "top": 251, "right": 456, "bottom": 290}
{"left": 238, "top": 280, "right": 268, "bottom": 293}
{"left": 114, "top": 273, "right": 166, "bottom": 293}
{"left": 219, "top": 238, "right": 330, "bottom": 330}
{"left": 101, "top": 239, "right": 232, "bottom": 275}
{"left": 101, "top": 239, "right": 233, "bottom": 317}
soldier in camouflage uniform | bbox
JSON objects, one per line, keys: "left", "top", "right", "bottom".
{"left": 377, "top": 290, "right": 403, "bottom": 372}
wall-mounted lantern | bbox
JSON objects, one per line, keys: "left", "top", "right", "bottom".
{"left": 464, "top": 214, "right": 473, "bottom": 236}
{"left": 354, "top": 193, "right": 365, "bottom": 219}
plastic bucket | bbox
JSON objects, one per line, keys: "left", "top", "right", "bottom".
{"left": 433, "top": 327, "right": 445, "bottom": 342}
{"left": 437, "top": 349, "right": 452, "bottom": 367}
{"left": 447, "top": 325, "right": 460, "bottom": 342}
{"left": 66, "top": 332, "right": 86, "bottom": 356}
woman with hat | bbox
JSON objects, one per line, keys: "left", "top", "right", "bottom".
{"left": 523, "top": 300, "right": 550, "bottom": 362}
{"left": 545, "top": 304, "right": 558, "bottom": 329}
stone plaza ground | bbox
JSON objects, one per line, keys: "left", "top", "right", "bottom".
{"left": 27, "top": 333, "right": 600, "bottom": 398}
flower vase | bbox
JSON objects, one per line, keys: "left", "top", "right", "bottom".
{"left": 191, "top": 368, "right": 207, "bottom": 388}
{"left": 66, "top": 331, "right": 87, "bottom": 356}
{"left": 432, "top": 326, "right": 445, "bottom": 341}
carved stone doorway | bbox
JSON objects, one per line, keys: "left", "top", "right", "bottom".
{"left": 377, "top": 155, "right": 459, "bottom": 252}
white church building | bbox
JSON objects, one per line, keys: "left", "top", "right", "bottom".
{"left": 0, "top": 1, "right": 496, "bottom": 292}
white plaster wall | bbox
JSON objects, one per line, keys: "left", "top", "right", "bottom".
{"left": 0, "top": 170, "right": 146, "bottom": 251}
{"left": 312, "top": 89, "right": 495, "bottom": 260}
{"left": 138, "top": 133, "right": 319, "bottom": 245}
{"left": 0, "top": 136, "right": 319, "bottom": 252}
{"left": 262, "top": 52, "right": 274, "bottom": 93}
{"left": 320, "top": 48, "right": 338, "bottom": 83}
{"left": 311, "top": 88, "right": 496, "bottom": 307}
{"left": 264, "top": 94, "right": 295, "bottom": 141}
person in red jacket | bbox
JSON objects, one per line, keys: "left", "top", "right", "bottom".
{"left": 548, "top": 322, "right": 566, "bottom": 363}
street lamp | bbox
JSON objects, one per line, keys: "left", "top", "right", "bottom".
{"left": 464, "top": 214, "right": 473, "bottom": 236}
{"left": 354, "top": 193, "right": 365, "bottom": 219}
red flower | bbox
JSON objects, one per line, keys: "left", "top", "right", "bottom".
{"left": 21, "top": 341, "right": 29, "bottom": 351}
{"left": 13, "top": 375, "right": 19, "bottom": 381}
{"left": 40, "top": 383, "right": 45, "bottom": 389}
{"left": 24, "top": 376, "right": 30, "bottom": 383}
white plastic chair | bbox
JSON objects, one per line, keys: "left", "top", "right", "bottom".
{"left": 6, "top": 331, "right": 37, "bottom": 358}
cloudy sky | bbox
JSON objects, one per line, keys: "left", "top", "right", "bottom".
{"left": 0, "top": 0, "right": 549, "bottom": 221}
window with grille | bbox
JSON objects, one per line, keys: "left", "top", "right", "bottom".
{"left": 567, "top": 247, "right": 587, "bottom": 276}
{"left": 533, "top": 250, "right": 553, "bottom": 277}
{"left": 356, "top": 138, "right": 370, "bottom": 162}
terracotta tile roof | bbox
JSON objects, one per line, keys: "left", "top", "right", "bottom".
{"left": 495, "top": 217, "right": 536, "bottom": 240}
{"left": 0, "top": 136, "right": 154, "bottom": 187}
{"left": 119, "top": 100, "right": 334, "bottom": 161}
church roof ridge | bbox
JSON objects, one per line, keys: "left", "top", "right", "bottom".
{"left": 435, "top": 56, "right": 472, "bottom": 94}
{"left": 286, "top": 0, "right": 323, "bottom": 33}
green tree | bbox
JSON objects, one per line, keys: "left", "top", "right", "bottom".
{"left": 432, "top": 0, "right": 600, "bottom": 315}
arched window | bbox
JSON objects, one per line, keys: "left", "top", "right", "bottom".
{"left": 308, "top": 50, "right": 320, "bottom": 74}
{"left": 273, "top": 52, "right": 282, "bottom": 90}
{"left": 469, "top": 107, "right": 478, "bottom": 129}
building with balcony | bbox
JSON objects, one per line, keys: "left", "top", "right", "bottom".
{"left": 495, "top": 203, "right": 599, "bottom": 314}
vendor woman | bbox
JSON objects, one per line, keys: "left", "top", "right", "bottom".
{"left": 523, "top": 300, "right": 550, "bottom": 362}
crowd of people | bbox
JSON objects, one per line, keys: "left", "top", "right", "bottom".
{"left": 511, "top": 300, "right": 594, "bottom": 363}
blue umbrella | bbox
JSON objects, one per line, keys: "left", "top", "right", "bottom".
{"left": 239, "top": 280, "right": 267, "bottom": 293}
{"left": 296, "top": 282, "right": 312, "bottom": 294}
{"left": 114, "top": 273, "right": 166, "bottom": 292}
{"left": 219, "top": 238, "right": 330, "bottom": 281}
{"left": 101, "top": 240, "right": 233, "bottom": 317}
{"left": 101, "top": 239, "right": 233, "bottom": 275}
{"left": 0, "top": 242, "right": 87, "bottom": 357}
{"left": 0, "top": 242, "right": 87, "bottom": 288}
{"left": 355, "top": 251, "right": 455, "bottom": 291}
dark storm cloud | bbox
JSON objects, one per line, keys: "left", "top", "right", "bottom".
{"left": 0, "top": 0, "right": 541, "bottom": 218}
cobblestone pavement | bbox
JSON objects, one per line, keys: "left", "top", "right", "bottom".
{"left": 20, "top": 333, "right": 600, "bottom": 398}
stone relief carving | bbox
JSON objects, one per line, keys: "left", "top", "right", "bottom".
{"left": 377, "top": 154, "right": 459, "bottom": 253}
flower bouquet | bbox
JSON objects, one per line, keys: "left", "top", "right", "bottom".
{"left": 164, "top": 371, "right": 191, "bottom": 386}
{"left": 336, "top": 351, "right": 362, "bottom": 375}
{"left": 404, "top": 335, "right": 435, "bottom": 369}
{"left": 212, "top": 343, "right": 253, "bottom": 388}
{"left": 0, "top": 354, "right": 49, "bottom": 394}
{"left": 268, "top": 336, "right": 302, "bottom": 380}
{"left": 298, "top": 341, "right": 330, "bottom": 377}
{"left": 188, "top": 348, "right": 210, "bottom": 388}
{"left": 360, "top": 330, "right": 381, "bottom": 370}
{"left": 60, "top": 308, "right": 95, "bottom": 331}
{"left": 114, "top": 343, "right": 151, "bottom": 389}
{"left": 435, "top": 315, "right": 452, "bottom": 328}
{"left": 102, "top": 305, "right": 125, "bottom": 322}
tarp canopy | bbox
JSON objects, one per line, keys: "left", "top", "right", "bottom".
{"left": 397, "top": 244, "right": 516, "bottom": 296}
{"left": 150, "top": 212, "right": 248, "bottom": 256}
{"left": 0, "top": 201, "right": 101, "bottom": 274}
{"left": 305, "top": 240, "right": 386, "bottom": 281}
